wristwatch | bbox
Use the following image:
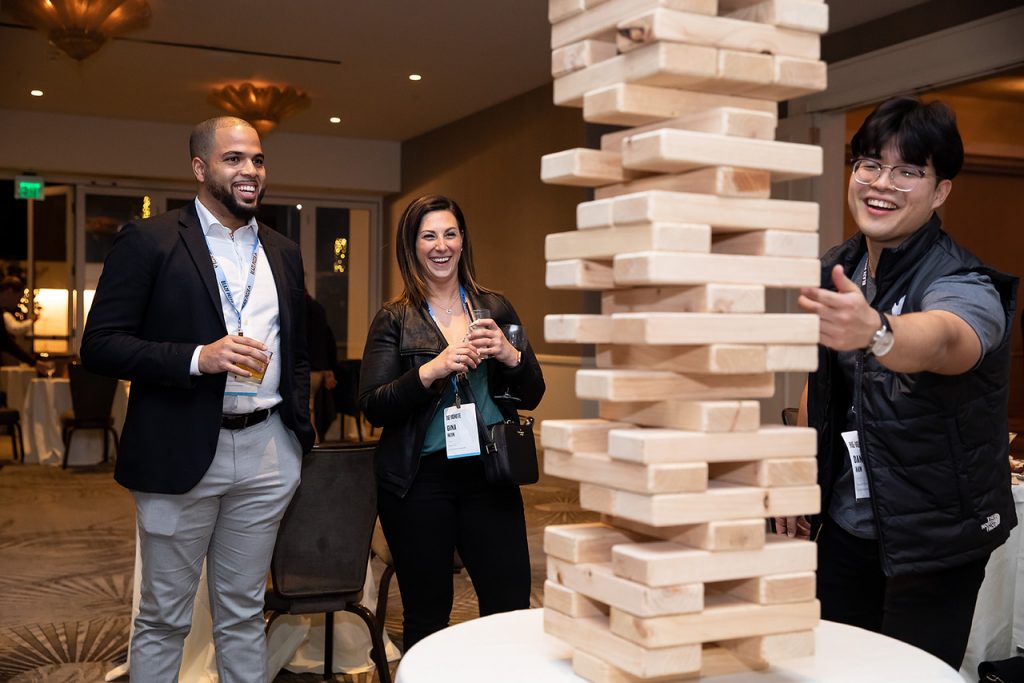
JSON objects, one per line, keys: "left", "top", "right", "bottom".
{"left": 866, "top": 310, "right": 895, "bottom": 357}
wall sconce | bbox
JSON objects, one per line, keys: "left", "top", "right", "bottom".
{"left": 208, "top": 83, "right": 311, "bottom": 135}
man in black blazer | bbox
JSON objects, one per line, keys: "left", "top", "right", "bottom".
{"left": 82, "top": 116, "right": 313, "bottom": 682}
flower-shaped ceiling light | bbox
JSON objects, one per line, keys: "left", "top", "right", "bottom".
{"left": 4, "top": 0, "right": 152, "bottom": 61}
{"left": 208, "top": 83, "right": 311, "bottom": 136}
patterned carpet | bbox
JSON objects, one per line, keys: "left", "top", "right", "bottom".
{"left": 0, "top": 445, "right": 594, "bottom": 682}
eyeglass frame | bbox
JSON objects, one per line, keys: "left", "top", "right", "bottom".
{"left": 850, "top": 158, "right": 934, "bottom": 193}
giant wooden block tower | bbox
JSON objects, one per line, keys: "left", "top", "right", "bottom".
{"left": 539, "top": 0, "right": 829, "bottom": 679}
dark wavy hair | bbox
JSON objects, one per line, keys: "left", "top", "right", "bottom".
{"left": 850, "top": 96, "right": 964, "bottom": 181}
{"left": 393, "top": 194, "right": 487, "bottom": 307}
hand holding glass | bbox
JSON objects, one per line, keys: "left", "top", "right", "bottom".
{"left": 495, "top": 324, "right": 526, "bottom": 401}
{"left": 470, "top": 308, "right": 492, "bottom": 358}
{"left": 237, "top": 350, "right": 273, "bottom": 385}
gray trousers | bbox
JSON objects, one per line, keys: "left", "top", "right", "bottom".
{"left": 130, "top": 412, "right": 301, "bottom": 683}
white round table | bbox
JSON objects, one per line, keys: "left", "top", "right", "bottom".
{"left": 395, "top": 609, "right": 964, "bottom": 683}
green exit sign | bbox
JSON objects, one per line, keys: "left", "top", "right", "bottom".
{"left": 15, "top": 175, "right": 44, "bottom": 200}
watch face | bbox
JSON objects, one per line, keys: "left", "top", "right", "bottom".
{"left": 873, "top": 329, "right": 895, "bottom": 357}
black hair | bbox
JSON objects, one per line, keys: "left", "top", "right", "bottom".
{"left": 189, "top": 116, "right": 256, "bottom": 161}
{"left": 850, "top": 96, "right": 964, "bottom": 180}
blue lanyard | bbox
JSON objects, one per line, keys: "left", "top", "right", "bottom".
{"left": 209, "top": 230, "right": 260, "bottom": 336}
{"left": 425, "top": 286, "right": 469, "bottom": 403}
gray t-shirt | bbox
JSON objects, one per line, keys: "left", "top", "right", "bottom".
{"left": 829, "top": 253, "right": 1006, "bottom": 539}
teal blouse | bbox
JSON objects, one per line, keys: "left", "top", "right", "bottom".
{"left": 421, "top": 364, "right": 505, "bottom": 456}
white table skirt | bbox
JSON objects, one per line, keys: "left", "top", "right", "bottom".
{"left": 1, "top": 366, "right": 36, "bottom": 413}
{"left": 20, "top": 377, "right": 128, "bottom": 466}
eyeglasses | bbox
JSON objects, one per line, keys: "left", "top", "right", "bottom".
{"left": 852, "top": 159, "right": 932, "bottom": 192}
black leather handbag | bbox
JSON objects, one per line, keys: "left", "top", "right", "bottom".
{"left": 460, "top": 378, "right": 538, "bottom": 486}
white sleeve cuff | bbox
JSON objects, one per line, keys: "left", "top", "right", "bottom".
{"left": 190, "top": 346, "right": 203, "bottom": 376}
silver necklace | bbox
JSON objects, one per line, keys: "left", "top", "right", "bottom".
{"left": 431, "top": 288, "right": 460, "bottom": 314}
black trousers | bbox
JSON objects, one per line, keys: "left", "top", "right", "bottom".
{"left": 817, "top": 519, "right": 988, "bottom": 669}
{"left": 377, "top": 451, "right": 531, "bottom": 651}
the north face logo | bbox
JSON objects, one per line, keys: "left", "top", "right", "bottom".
{"left": 982, "top": 514, "right": 1001, "bottom": 532}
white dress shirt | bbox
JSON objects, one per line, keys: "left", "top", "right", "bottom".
{"left": 190, "top": 198, "right": 282, "bottom": 415}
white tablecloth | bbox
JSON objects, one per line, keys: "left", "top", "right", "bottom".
{"left": 396, "top": 609, "right": 963, "bottom": 683}
{"left": 20, "top": 377, "right": 129, "bottom": 466}
{"left": 0, "top": 366, "right": 36, "bottom": 412}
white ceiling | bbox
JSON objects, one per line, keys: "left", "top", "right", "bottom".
{"left": 0, "top": 0, "right": 943, "bottom": 143}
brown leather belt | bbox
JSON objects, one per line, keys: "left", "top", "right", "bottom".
{"left": 221, "top": 406, "right": 277, "bottom": 431}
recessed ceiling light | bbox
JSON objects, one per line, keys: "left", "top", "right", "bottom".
{"left": 408, "top": 74, "right": 422, "bottom": 81}
{"left": 296, "top": 204, "right": 303, "bottom": 210}
{"left": 30, "top": 89, "right": 44, "bottom": 97}
{"left": 329, "top": 116, "right": 341, "bottom": 124}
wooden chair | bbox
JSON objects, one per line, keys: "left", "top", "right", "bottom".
{"left": 62, "top": 364, "right": 120, "bottom": 468}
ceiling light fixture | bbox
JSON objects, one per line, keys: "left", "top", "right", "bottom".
{"left": 408, "top": 74, "right": 422, "bottom": 81}
{"left": 208, "top": 83, "right": 311, "bottom": 136}
{"left": 30, "top": 89, "right": 44, "bottom": 97}
{"left": 329, "top": 116, "right": 341, "bottom": 124}
{"left": 4, "top": 0, "right": 151, "bottom": 61}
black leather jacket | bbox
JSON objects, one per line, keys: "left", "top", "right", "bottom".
{"left": 359, "top": 290, "right": 545, "bottom": 497}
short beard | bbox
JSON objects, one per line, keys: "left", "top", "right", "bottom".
{"left": 206, "top": 180, "right": 265, "bottom": 222}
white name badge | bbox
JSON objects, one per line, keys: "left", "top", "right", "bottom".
{"left": 841, "top": 429, "right": 870, "bottom": 500}
{"left": 444, "top": 403, "right": 481, "bottom": 459}
{"left": 224, "top": 374, "right": 258, "bottom": 397}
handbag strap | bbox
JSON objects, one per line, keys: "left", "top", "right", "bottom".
{"left": 457, "top": 375, "right": 498, "bottom": 454}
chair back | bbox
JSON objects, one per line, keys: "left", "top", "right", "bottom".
{"left": 68, "top": 364, "right": 118, "bottom": 421}
{"left": 781, "top": 407, "right": 799, "bottom": 426}
{"left": 332, "top": 359, "right": 362, "bottom": 418}
{"left": 270, "top": 443, "right": 377, "bottom": 599}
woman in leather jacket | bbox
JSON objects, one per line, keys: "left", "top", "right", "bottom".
{"left": 359, "top": 194, "right": 545, "bottom": 651}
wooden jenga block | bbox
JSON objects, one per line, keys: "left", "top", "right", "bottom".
{"left": 590, "top": 190, "right": 819, "bottom": 232}
{"left": 766, "top": 344, "right": 818, "bottom": 371}
{"left": 547, "top": 258, "right": 615, "bottom": 290}
{"left": 609, "top": 596, "right": 820, "bottom": 647}
{"left": 708, "top": 457, "right": 817, "bottom": 487}
{"left": 572, "top": 649, "right": 685, "bottom": 683}
{"left": 601, "top": 284, "right": 765, "bottom": 314}
{"left": 612, "top": 534, "right": 817, "bottom": 586}
{"left": 616, "top": 8, "right": 821, "bottom": 60}
{"left": 549, "top": 557, "right": 705, "bottom": 617}
{"left": 583, "top": 83, "right": 776, "bottom": 126}
{"left": 545, "top": 314, "right": 613, "bottom": 343}
{"left": 705, "top": 49, "right": 773, "bottom": 95}
{"left": 765, "top": 484, "right": 821, "bottom": 516}
{"left": 595, "top": 166, "right": 771, "bottom": 200}
{"left": 554, "top": 42, "right": 718, "bottom": 107}
{"left": 596, "top": 344, "right": 770, "bottom": 374}
{"left": 744, "top": 55, "right": 827, "bottom": 99}
{"left": 719, "top": 629, "right": 816, "bottom": 662}
{"left": 611, "top": 312, "right": 819, "bottom": 345}
{"left": 599, "top": 399, "right": 760, "bottom": 432}
{"left": 545, "top": 579, "right": 609, "bottom": 617}
{"left": 546, "top": 223, "right": 711, "bottom": 261}
{"left": 723, "top": 0, "right": 829, "bottom": 34}
{"left": 576, "top": 368, "right": 776, "bottom": 402}
{"left": 549, "top": 0, "right": 612, "bottom": 23}
{"left": 712, "top": 229, "right": 819, "bottom": 258}
{"left": 542, "top": 418, "right": 637, "bottom": 452}
{"left": 709, "top": 572, "right": 816, "bottom": 604}
{"left": 545, "top": 522, "right": 643, "bottom": 563}
{"left": 608, "top": 516, "right": 766, "bottom": 550}
{"left": 551, "top": 0, "right": 717, "bottom": 49}
{"left": 608, "top": 425, "right": 816, "bottom": 464}
{"left": 600, "top": 107, "right": 778, "bottom": 152}
{"left": 541, "top": 148, "right": 635, "bottom": 186}
{"left": 545, "top": 448, "right": 709, "bottom": 494}
{"left": 613, "top": 252, "right": 819, "bottom": 288}
{"left": 621, "top": 129, "right": 823, "bottom": 180}
{"left": 552, "top": 39, "right": 619, "bottom": 77}
{"left": 580, "top": 481, "right": 768, "bottom": 526}
{"left": 544, "top": 609, "right": 703, "bottom": 678}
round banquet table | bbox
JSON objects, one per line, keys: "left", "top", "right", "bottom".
{"left": 395, "top": 608, "right": 964, "bottom": 683}
{"left": 0, "top": 366, "right": 36, "bottom": 413}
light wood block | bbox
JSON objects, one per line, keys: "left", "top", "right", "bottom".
{"left": 571, "top": 642, "right": 799, "bottom": 682}
{"left": 744, "top": 55, "right": 827, "bottom": 99}
{"left": 609, "top": 596, "right": 820, "bottom": 646}
{"left": 583, "top": 83, "right": 776, "bottom": 126}
{"left": 547, "top": 258, "right": 615, "bottom": 290}
{"left": 544, "top": 609, "right": 702, "bottom": 678}
{"left": 576, "top": 369, "right": 776, "bottom": 402}
{"left": 611, "top": 312, "right": 819, "bottom": 345}
{"left": 612, "top": 534, "right": 817, "bottom": 586}
{"left": 719, "top": 629, "right": 816, "bottom": 663}
{"left": 708, "top": 457, "right": 817, "bottom": 487}
{"left": 549, "top": 0, "right": 611, "bottom": 23}
{"left": 596, "top": 344, "right": 770, "bottom": 374}
{"left": 551, "top": 0, "right": 717, "bottom": 49}
{"left": 545, "top": 579, "right": 608, "bottom": 617}
{"left": 621, "top": 129, "right": 823, "bottom": 181}
{"left": 600, "top": 107, "right": 777, "bottom": 152}
{"left": 546, "top": 223, "right": 711, "bottom": 261}
{"left": 587, "top": 190, "right": 819, "bottom": 232}
{"left": 724, "top": 0, "right": 829, "bottom": 34}
{"left": 549, "top": 557, "right": 704, "bottom": 617}
{"left": 552, "top": 39, "right": 618, "bottom": 78}
{"left": 572, "top": 649, "right": 685, "bottom": 683}
{"left": 705, "top": 48, "right": 773, "bottom": 95}
{"left": 614, "top": 251, "right": 819, "bottom": 288}
{"left": 766, "top": 344, "right": 819, "bottom": 371}
{"left": 710, "top": 572, "right": 816, "bottom": 605}
{"left": 542, "top": 418, "right": 636, "bottom": 452}
{"left": 712, "top": 229, "right": 819, "bottom": 258}
{"left": 599, "top": 399, "right": 760, "bottom": 432}
{"left": 554, "top": 42, "right": 718, "bottom": 107}
{"left": 608, "top": 425, "right": 817, "bottom": 464}
{"left": 601, "top": 284, "right": 765, "bottom": 314}
{"left": 765, "top": 484, "right": 821, "bottom": 516}
{"left": 545, "top": 523, "right": 642, "bottom": 563}
{"left": 545, "top": 448, "right": 709, "bottom": 494}
{"left": 545, "top": 314, "right": 613, "bottom": 343}
{"left": 606, "top": 516, "right": 766, "bottom": 550}
{"left": 595, "top": 166, "right": 771, "bottom": 200}
{"left": 542, "top": 148, "right": 634, "bottom": 186}
{"left": 580, "top": 481, "right": 768, "bottom": 526}
{"left": 616, "top": 8, "right": 821, "bottom": 60}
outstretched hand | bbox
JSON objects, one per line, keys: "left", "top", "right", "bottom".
{"left": 418, "top": 340, "right": 481, "bottom": 387}
{"left": 797, "top": 265, "right": 880, "bottom": 351}
{"left": 198, "top": 335, "right": 268, "bottom": 376}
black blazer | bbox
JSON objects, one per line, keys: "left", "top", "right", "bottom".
{"left": 81, "top": 203, "right": 314, "bottom": 494}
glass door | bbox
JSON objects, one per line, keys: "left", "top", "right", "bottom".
{"left": 28, "top": 185, "right": 74, "bottom": 355}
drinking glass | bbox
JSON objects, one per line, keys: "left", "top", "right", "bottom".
{"left": 470, "top": 308, "right": 491, "bottom": 358}
{"left": 495, "top": 324, "right": 526, "bottom": 402}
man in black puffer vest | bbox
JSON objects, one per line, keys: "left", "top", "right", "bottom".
{"left": 776, "top": 97, "right": 1018, "bottom": 668}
